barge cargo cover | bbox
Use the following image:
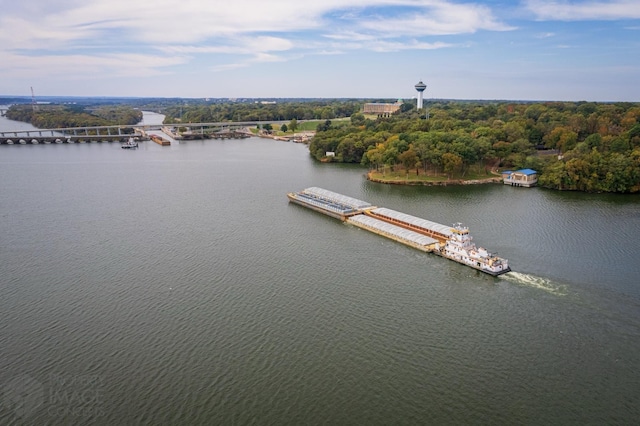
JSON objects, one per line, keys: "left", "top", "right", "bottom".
{"left": 347, "top": 215, "right": 438, "bottom": 252}
{"left": 367, "top": 207, "right": 452, "bottom": 242}
{"left": 287, "top": 186, "right": 374, "bottom": 220}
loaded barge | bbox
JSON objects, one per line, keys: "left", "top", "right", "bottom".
{"left": 287, "top": 187, "right": 510, "bottom": 276}
{"left": 150, "top": 134, "right": 171, "bottom": 146}
{"left": 286, "top": 187, "right": 374, "bottom": 220}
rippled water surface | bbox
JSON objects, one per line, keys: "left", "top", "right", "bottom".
{"left": 1, "top": 123, "right": 639, "bottom": 424}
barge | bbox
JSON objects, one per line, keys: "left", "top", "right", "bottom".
{"left": 150, "top": 134, "right": 171, "bottom": 146}
{"left": 288, "top": 187, "right": 510, "bottom": 276}
{"left": 286, "top": 187, "right": 374, "bottom": 220}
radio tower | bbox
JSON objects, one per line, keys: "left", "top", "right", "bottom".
{"left": 31, "top": 86, "right": 39, "bottom": 112}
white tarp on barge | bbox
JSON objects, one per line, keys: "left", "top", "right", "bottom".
{"left": 302, "top": 187, "right": 372, "bottom": 210}
{"left": 348, "top": 214, "right": 438, "bottom": 248}
{"left": 371, "top": 207, "right": 453, "bottom": 237}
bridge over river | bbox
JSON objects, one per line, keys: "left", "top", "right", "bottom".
{"left": 0, "top": 120, "right": 293, "bottom": 144}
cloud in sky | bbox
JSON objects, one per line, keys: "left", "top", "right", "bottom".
{"left": 525, "top": 0, "right": 640, "bottom": 21}
{"left": 0, "top": 0, "right": 639, "bottom": 100}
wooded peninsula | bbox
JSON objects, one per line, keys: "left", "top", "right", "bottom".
{"left": 310, "top": 101, "right": 640, "bottom": 193}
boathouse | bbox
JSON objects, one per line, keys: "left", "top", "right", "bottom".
{"left": 502, "top": 169, "right": 538, "bottom": 187}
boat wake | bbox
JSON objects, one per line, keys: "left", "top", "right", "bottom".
{"left": 501, "top": 271, "right": 568, "bottom": 296}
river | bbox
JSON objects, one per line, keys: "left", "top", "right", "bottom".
{"left": 0, "top": 110, "right": 639, "bottom": 424}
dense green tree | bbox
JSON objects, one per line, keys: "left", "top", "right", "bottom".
{"left": 398, "top": 144, "right": 420, "bottom": 174}
{"left": 350, "top": 113, "right": 365, "bottom": 126}
{"left": 585, "top": 133, "right": 602, "bottom": 150}
{"left": 363, "top": 143, "right": 385, "bottom": 171}
{"left": 442, "top": 153, "right": 463, "bottom": 178}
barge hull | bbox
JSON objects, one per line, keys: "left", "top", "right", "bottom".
{"left": 434, "top": 251, "right": 511, "bottom": 276}
{"left": 347, "top": 215, "right": 438, "bottom": 253}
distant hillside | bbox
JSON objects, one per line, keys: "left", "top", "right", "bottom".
{"left": 5, "top": 103, "right": 143, "bottom": 128}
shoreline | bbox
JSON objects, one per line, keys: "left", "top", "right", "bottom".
{"left": 367, "top": 171, "right": 503, "bottom": 186}
{"left": 255, "top": 130, "right": 315, "bottom": 143}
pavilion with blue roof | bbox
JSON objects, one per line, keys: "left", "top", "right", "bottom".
{"left": 501, "top": 169, "right": 538, "bottom": 187}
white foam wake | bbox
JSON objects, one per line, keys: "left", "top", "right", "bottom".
{"left": 501, "top": 271, "right": 568, "bottom": 296}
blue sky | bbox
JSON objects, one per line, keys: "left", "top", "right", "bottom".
{"left": 0, "top": 0, "right": 639, "bottom": 101}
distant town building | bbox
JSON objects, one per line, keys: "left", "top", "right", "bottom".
{"left": 363, "top": 100, "right": 402, "bottom": 117}
{"left": 502, "top": 169, "right": 538, "bottom": 187}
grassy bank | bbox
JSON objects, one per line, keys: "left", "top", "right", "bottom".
{"left": 367, "top": 166, "right": 502, "bottom": 185}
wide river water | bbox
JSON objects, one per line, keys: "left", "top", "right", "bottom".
{"left": 1, "top": 111, "right": 639, "bottom": 424}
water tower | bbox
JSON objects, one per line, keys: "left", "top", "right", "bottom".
{"left": 415, "top": 80, "right": 426, "bottom": 109}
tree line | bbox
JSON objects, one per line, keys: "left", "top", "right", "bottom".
{"left": 309, "top": 101, "right": 640, "bottom": 193}
{"left": 6, "top": 104, "right": 143, "bottom": 128}
{"left": 160, "top": 100, "right": 363, "bottom": 123}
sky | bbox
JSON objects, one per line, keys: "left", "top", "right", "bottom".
{"left": 0, "top": 0, "right": 639, "bottom": 101}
